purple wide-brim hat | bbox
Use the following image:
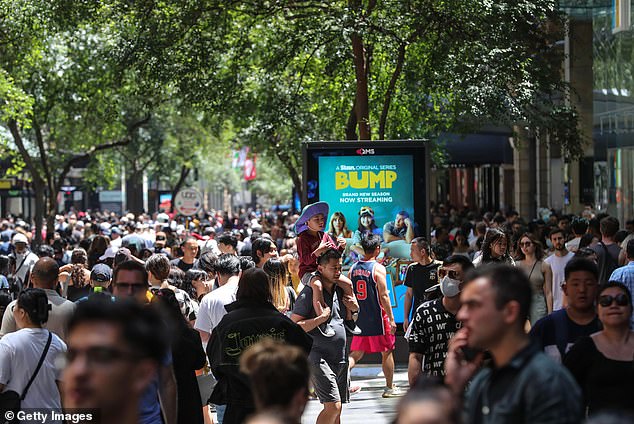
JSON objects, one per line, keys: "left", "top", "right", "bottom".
{"left": 294, "top": 201, "right": 329, "bottom": 235}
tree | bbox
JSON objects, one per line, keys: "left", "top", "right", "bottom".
{"left": 1, "top": 0, "right": 582, "bottom": 229}
{"left": 131, "top": 1, "right": 579, "bottom": 197}
{"left": 0, "top": 3, "right": 153, "bottom": 242}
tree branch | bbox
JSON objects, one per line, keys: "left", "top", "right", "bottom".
{"left": 170, "top": 165, "right": 192, "bottom": 212}
{"left": 379, "top": 43, "right": 406, "bottom": 140}
{"left": 7, "top": 120, "right": 45, "bottom": 186}
{"left": 55, "top": 115, "right": 151, "bottom": 191}
{"left": 32, "top": 119, "right": 54, "bottom": 192}
{"left": 293, "top": 35, "right": 337, "bottom": 100}
{"left": 378, "top": 25, "right": 430, "bottom": 140}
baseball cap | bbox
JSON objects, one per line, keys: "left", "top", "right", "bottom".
{"left": 12, "top": 233, "right": 28, "bottom": 244}
{"left": 359, "top": 206, "right": 374, "bottom": 218}
{"left": 99, "top": 246, "right": 118, "bottom": 261}
{"left": 114, "top": 247, "right": 134, "bottom": 266}
{"left": 114, "top": 247, "right": 144, "bottom": 266}
{"left": 91, "top": 264, "right": 112, "bottom": 283}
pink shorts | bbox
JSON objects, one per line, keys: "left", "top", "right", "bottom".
{"left": 350, "top": 312, "right": 395, "bottom": 353}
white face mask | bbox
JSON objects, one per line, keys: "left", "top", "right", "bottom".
{"left": 440, "top": 276, "right": 462, "bottom": 298}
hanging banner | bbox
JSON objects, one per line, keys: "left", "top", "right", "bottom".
{"left": 244, "top": 155, "right": 257, "bottom": 181}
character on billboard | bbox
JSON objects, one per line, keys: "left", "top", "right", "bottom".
{"left": 294, "top": 202, "right": 359, "bottom": 337}
{"left": 350, "top": 206, "right": 383, "bottom": 257}
{"left": 328, "top": 212, "right": 353, "bottom": 239}
{"left": 383, "top": 211, "right": 418, "bottom": 244}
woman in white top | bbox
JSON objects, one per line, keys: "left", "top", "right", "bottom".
{"left": 0, "top": 288, "right": 66, "bottom": 410}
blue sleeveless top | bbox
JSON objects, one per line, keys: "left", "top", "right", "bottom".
{"left": 349, "top": 260, "right": 385, "bottom": 336}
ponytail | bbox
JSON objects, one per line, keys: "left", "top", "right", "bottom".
{"left": 17, "top": 288, "right": 51, "bottom": 325}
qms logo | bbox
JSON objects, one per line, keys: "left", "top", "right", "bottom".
{"left": 356, "top": 148, "right": 375, "bottom": 155}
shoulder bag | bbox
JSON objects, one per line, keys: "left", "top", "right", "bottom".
{"left": 0, "top": 331, "right": 52, "bottom": 423}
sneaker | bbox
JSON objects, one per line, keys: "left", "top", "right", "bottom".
{"left": 382, "top": 386, "right": 404, "bottom": 398}
{"left": 317, "top": 322, "right": 336, "bottom": 337}
{"left": 344, "top": 320, "right": 362, "bottom": 336}
{"left": 349, "top": 385, "right": 362, "bottom": 395}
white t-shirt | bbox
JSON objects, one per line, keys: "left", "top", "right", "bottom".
{"left": 565, "top": 238, "right": 581, "bottom": 252}
{"left": 0, "top": 328, "right": 66, "bottom": 410}
{"left": 194, "top": 280, "right": 239, "bottom": 336}
{"left": 544, "top": 251, "right": 575, "bottom": 310}
{"left": 199, "top": 239, "right": 220, "bottom": 255}
{"left": 11, "top": 252, "right": 38, "bottom": 286}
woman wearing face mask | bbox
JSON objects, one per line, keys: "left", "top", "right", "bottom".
{"left": 564, "top": 282, "right": 634, "bottom": 416}
{"left": 472, "top": 228, "right": 515, "bottom": 267}
{"left": 516, "top": 233, "right": 552, "bottom": 321}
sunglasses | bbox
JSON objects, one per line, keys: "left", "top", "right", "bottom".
{"left": 438, "top": 268, "right": 460, "bottom": 280}
{"left": 598, "top": 294, "right": 630, "bottom": 307}
{"left": 116, "top": 283, "right": 147, "bottom": 293}
{"left": 520, "top": 241, "right": 533, "bottom": 247}
{"left": 155, "top": 236, "right": 166, "bottom": 241}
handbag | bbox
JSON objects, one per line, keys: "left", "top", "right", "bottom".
{"left": 196, "top": 361, "right": 217, "bottom": 405}
{"left": 0, "top": 331, "right": 52, "bottom": 423}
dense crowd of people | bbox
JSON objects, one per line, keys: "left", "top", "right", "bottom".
{"left": 0, "top": 203, "right": 633, "bottom": 424}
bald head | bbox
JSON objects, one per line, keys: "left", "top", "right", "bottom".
{"left": 31, "top": 257, "right": 60, "bottom": 289}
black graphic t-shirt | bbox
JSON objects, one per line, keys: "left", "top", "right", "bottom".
{"left": 404, "top": 261, "right": 442, "bottom": 311}
{"left": 408, "top": 298, "right": 461, "bottom": 376}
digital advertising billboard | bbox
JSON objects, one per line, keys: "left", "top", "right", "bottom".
{"left": 302, "top": 140, "right": 430, "bottom": 245}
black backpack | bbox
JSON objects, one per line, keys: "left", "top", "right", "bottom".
{"left": 597, "top": 242, "right": 619, "bottom": 285}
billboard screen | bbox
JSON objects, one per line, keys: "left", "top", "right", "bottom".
{"left": 318, "top": 155, "right": 414, "bottom": 232}
{"left": 302, "top": 141, "right": 429, "bottom": 245}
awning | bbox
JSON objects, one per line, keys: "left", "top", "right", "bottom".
{"left": 439, "top": 133, "right": 514, "bottom": 167}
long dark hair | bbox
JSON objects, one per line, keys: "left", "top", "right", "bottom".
{"left": 480, "top": 228, "right": 513, "bottom": 264}
{"left": 515, "top": 232, "right": 544, "bottom": 261}
{"left": 236, "top": 268, "right": 272, "bottom": 303}
{"left": 183, "top": 269, "right": 207, "bottom": 300}
{"left": 87, "top": 235, "right": 109, "bottom": 268}
{"left": 356, "top": 207, "right": 377, "bottom": 233}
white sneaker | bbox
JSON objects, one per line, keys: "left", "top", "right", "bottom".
{"left": 382, "top": 386, "right": 404, "bottom": 398}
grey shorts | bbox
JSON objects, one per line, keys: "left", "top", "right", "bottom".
{"left": 311, "top": 358, "right": 350, "bottom": 404}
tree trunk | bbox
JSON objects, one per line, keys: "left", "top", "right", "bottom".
{"left": 46, "top": 187, "right": 58, "bottom": 243}
{"left": 379, "top": 43, "right": 407, "bottom": 140}
{"left": 126, "top": 171, "right": 144, "bottom": 215}
{"left": 288, "top": 165, "right": 302, "bottom": 204}
{"left": 32, "top": 181, "right": 46, "bottom": 246}
{"left": 170, "top": 166, "right": 191, "bottom": 213}
{"left": 351, "top": 33, "right": 371, "bottom": 140}
{"left": 346, "top": 98, "right": 358, "bottom": 140}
